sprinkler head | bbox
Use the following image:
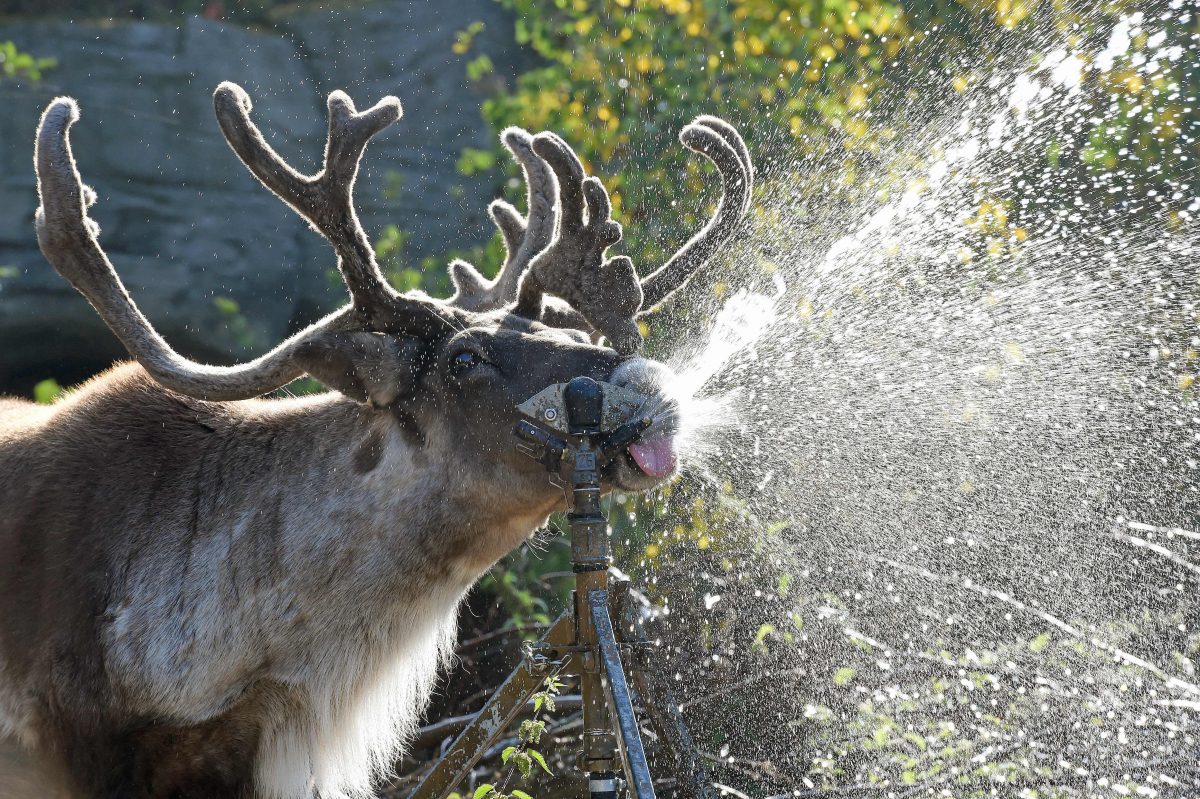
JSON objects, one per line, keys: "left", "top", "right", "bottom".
{"left": 563, "top": 376, "right": 604, "bottom": 435}
{"left": 515, "top": 380, "right": 650, "bottom": 438}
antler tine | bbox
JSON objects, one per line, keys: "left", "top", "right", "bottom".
{"left": 638, "top": 116, "right": 753, "bottom": 313}
{"left": 213, "top": 81, "right": 401, "bottom": 316}
{"left": 448, "top": 127, "right": 557, "bottom": 311}
{"left": 693, "top": 115, "right": 753, "bottom": 213}
{"left": 34, "top": 97, "right": 360, "bottom": 401}
{"left": 515, "top": 132, "right": 643, "bottom": 354}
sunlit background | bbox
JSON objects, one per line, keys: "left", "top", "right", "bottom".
{"left": 0, "top": 1, "right": 1197, "bottom": 797}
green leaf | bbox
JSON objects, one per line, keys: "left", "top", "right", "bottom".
{"left": 511, "top": 791, "right": 534, "bottom": 799}
{"left": 33, "top": 378, "right": 63, "bottom": 405}
{"left": 473, "top": 785, "right": 496, "bottom": 799}
{"left": 467, "top": 54, "right": 495, "bottom": 82}
{"left": 456, "top": 148, "right": 496, "bottom": 176}
{"left": 213, "top": 296, "right": 240, "bottom": 315}
{"left": 1029, "top": 631, "right": 1051, "bottom": 653}
{"left": 752, "top": 623, "right": 775, "bottom": 647}
{"left": 528, "top": 748, "right": 552, "bottom": 774}
{"left": 501, "top": 746, "right": 516, "bottom": 764}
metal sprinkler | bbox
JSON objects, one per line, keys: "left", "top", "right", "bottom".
{"left": 411, "top": 377, "right": 713, "bottom": 799}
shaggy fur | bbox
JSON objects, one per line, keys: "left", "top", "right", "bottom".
{"left": 0, "top": 346, "right": 666, "bottom": 797}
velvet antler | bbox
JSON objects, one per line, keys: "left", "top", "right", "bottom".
{"left": 448, "top": 128, "right": 557, "bottom": 312}
{"left": 34, "top": 83, "right": 455, "bottom": 401}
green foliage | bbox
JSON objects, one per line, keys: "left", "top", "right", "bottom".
{"left": 213, "top": 295, "right": 258, "bottom": 351}
{"left": 474, "top": 674, "right": 562, "bottom": 799}
{"left": 466, "top": 54, "right": 495, "bottom": 83}
{"left": 457, "top": 147, "right": 497, "bottom": 177}
{"left": 452, "top": 0, "right": 1195, "bottom": 287}
{"left": 0, "top": 40, "right": 55, "bottom": 82}
{"left": 32, "top": 378, "right": 63, "bottom": 404}
{"left": 478, "top": 561, "right": 552, "bottom": 629}
{"left": 463, "top": 0, "right": 933, "bottom": 267}
{"left": 453, "top": 20, "right": 487, "bottom": 55}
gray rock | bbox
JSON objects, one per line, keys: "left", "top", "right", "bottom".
{"left": 0, "top": 3, "right": 529, "bottom": 395}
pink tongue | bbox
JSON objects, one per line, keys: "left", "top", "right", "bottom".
{"left": 627, "top": 437, "right": 678, "bottom": 478}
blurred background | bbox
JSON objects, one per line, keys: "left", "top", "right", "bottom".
{"left": 7, "top": 0, "right": 1181, "bottom": 399}
{"left": 1, "top": 2, "right": 1196, "bottom": 797}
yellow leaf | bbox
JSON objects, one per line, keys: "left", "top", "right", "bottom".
{"left": 846, "top": 118, "right": 868, "bottom": 138}
{"left": 847, "top": 85, "right": 868, "bottom": 111}
{"left": 832, "top": 667, "right": 856, "bottom": 686}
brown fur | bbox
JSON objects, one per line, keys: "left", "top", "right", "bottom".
{"left": 0, "top": 333, "right": 668, "bottom": 798}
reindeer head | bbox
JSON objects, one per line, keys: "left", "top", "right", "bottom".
{"left": 33, "top": 84, "right": 752, "bottom": 505}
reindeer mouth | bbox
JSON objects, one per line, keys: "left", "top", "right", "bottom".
{"left": 607, "top": 359, "right": 681, "bottom": 485}
{"left": 627, "top": 436, "right": 677, "bottom": 478}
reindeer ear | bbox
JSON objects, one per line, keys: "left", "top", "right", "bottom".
{"left": 293, "top": 332, "right": 426, "bottom": 406}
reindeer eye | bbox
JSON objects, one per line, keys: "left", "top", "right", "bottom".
{"left": 450, "top": 350, "right": 484, "bottom": 371}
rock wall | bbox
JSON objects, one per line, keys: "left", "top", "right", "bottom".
{"left": 0, "top": 3, "right": 528, "bottom": 393}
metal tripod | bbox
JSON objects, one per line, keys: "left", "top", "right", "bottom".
{"left": 409, "top": 377, "right": 713, "bottom": 799}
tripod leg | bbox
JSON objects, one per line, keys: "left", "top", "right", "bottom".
{"left": 611, "top": 584, "right": 715, "bottom": 799}
{"left": 409, "top": 611, "right": 574, "bottom": 799}
{"left": 630, "top": 670, "right": 716, "bottom": 799}
{"left": 590, "top": 591, "right": 657, "bottom": 799}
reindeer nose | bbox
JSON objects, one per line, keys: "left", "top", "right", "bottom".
{"left": 609, "top": 358, "right": 680, "bottom": 432}
{"left": 610, "top": 358, "right": 674, "bottom": 397}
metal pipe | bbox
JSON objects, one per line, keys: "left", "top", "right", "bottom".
{"left": 591, "top": 592, "right": 657, "bottom": 799}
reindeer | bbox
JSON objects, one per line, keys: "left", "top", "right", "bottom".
{"left": 0, "top": 82, "right": 752, "bottom": 799}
